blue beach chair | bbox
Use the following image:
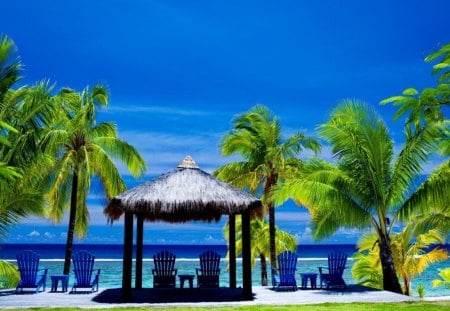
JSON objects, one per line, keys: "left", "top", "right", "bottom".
{"left": 152, "top": 250, "right": 177, "bottom": 288}
{"left": 16, "top": 250, "right": 48, "bottom": 293}
{"left": 272, "top": 250, "right": 298, "bottom": 291}
{"left": 196, "top": 250, "right": 221, "bottom": 288}
{"left": 318, "top": 251, "right": 348, "bottom": 289}
{"left": 71, "top": 250, "right": 100, "bottom": 293}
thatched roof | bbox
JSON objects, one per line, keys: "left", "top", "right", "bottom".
{"left": 104, "top": 156, "right": 261, "bottom": 223}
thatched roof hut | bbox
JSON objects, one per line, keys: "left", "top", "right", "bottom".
{"left": 104, "top": 156, "right": 259, "bottom": 301}
{"left": 104, "top": 156, "right": 261, "bottom": 223}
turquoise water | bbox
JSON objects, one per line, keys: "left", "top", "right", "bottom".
{"left": 31, "top": 258, "right": 449, "bottom": 298}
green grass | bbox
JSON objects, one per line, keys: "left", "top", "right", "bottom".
{"left": 1, "top": 302, "right": 449, "bottom": 311}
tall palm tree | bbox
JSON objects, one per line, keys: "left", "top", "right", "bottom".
{"left": 42, "top": 85, "right": 147, "bottom": 274}
{"left": 215, "top": 105, "right": 320, "bottom": 284}
{"left": 274, "top": 100, "right": 447, "bottom": 293}
{"left": 223, "top": 216, "right": 297, "bottom": 285}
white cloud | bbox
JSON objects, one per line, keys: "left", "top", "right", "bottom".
{"left": 27, "top": 230, "right": 40, "bottom": 237}
{"left": 44, "top": 232, "right": 55, "bottom": 239}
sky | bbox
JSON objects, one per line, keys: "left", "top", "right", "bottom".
{"left": 1, "top": 0, "right": 449, "bottom": 245}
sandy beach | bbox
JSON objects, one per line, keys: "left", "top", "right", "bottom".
{"left": 0, "top": 286, "right": 448, "bottom": 309}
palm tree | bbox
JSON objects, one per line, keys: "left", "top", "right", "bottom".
{"left": 215, "top": 105, "right": 320, "bottom": 284}
{"left": 352, "top": 226, "right": 448, "bottom": 296}
{"left": 274, "top": 100, "right": 447, "bottom": 293}
{"left": 42, "top": 85, "right": 147, "bottom": 274}
{"left": 223, "top": 216, "right": 297, "bottom": 285}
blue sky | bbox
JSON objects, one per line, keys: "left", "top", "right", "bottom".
{"left": 1, "top": 0, "right": 449, "bottom": 245}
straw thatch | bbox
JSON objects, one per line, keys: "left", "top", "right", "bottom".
{"left": 104, "top": 156, "right": 261, "bottom": 223}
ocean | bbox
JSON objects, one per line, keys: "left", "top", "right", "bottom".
{"left": 1, "top": 243, "right": 448, "bottom": 297}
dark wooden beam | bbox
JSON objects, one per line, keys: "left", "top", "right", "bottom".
{"left": 121, "top": 212, "right": 134, "bottom": 301}
{"left": 242, "top": 210, "right": 252, "bottom": 299}
{"left": 229, "top": 214, "right": 236, "bottom": 288}
{"left": 135, "top": 213, "right": 144, "bottom": 289}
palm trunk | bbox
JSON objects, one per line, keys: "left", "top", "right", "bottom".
{"left": 265, "top": 175, "right": 277, "bottom": 270}
{"left": 379, "top": 233, "right": 403, "bottom": 294}
{"left": 63, "top": 173, "right": 78, "bottom": 275}
{"left": 260, "top": 253, "right": 268, "bottom": 286}
{"left": 269, "top": 204, "right": 276, "bottom": 269}
{"left": 403, "top": 276, "right": 410, "bottom": 296}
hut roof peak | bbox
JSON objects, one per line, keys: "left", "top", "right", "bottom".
{"left": 177, "top": 155, "right": 199, "bottom": 169}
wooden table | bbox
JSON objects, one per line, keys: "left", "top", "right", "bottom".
{"left": 50, "top": 274, "right": 70, "bottom": 292}
{"left": 178, "top": 274, "right": 195, "bottom": 288}
{"left": 299, "top": 273, "right": 318, "bottom": 289}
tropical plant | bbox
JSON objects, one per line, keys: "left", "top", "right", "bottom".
{"left": 432, "top": 268, "right": 450, "bottom": 289}
{"left": 381, "top": 44, "right": 450, "bottom": 235}
{"left": 0, "top": 35, "right": 22, "bottom": 102}
{"left": 352, "top": 224, "right": 448, "bottom": 296}
{"left": 0, "top": 35, "right": 49, "bottom": 288}
{"left": 397, "top": 160, "right": 450, "bottom": 237}
{"left": 417, "top": 283, "right": 425, "bottom": 299}
{"left": 215, "top": 105, "right": 320, "bottom": 285}
{"left": 223, "top": 216, "right": 297, "bottom": 285}
{"left": 391, "top": 225, "right": 448, "bottom": 296}
{"left": 274, "top": 100, "right": 448, "bottom": 294}
{"left": 381, "top": 43, "right": 450, "bottom": 156}
{"left": 0, "top": 260, "right": 19, "bottom": 289}
{"left": 42, "top": 85, "right": 147, "bottom": 274}
{"left": 351, "top": 232, "right": 384, "bottom": 290}
{"left": 426, "top": 43, "right": 450, "bottom": 83}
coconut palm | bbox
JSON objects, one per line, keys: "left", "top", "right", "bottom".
{"left": 215, "top": 105, "right": 320, "bottom": 284}
{"left": 352, "top": 225, "right": 448, "bottom": 296}
{"left": 223, "top": 216, "right": 297, "bottom": 285}
{"left": 274, "top": 100, "right": 447, "bottom": 293}
{"left": 42, "top": 85, "right": 147, "bottom": 274}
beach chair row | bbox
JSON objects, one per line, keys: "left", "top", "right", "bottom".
{"left": 14, "top": 249, "right": 222, "bottom": 293}
{"left": 272, "top": 250, "right": 348, "bottom": 291}
{"left": 15, "top": 250, "right": 100, "bottom": 294}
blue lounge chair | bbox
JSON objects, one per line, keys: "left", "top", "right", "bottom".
{"left": 272, "top": 250, "right": 298, "bottom": 291}
{"left": 152, "top": 250, "right": 177, "bottom": 288}
{"left": 71, "top": 251, "right": 100, "bottom": 293}
{"left": 16, "top": 250, "right": 48, "bottom": 293}
{"left": 318, "top": 251, "right": 347, "bottom": 289}
{"left": 196, "top": 250, "right": 221, "bottom": 288}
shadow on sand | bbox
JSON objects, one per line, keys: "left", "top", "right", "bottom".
{"left": 93, "top": 287, "right": 254, "bottom": 304}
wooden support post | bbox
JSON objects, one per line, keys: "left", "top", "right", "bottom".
{"left": 229, "top": 214, "right": 236, "bottom": 289}
{"left": 135, "top": 213, "right": 144, "bottom": 289}
{"left": 122, "top": 212, "right": 134, "bottom": 301}
{"left": 242, "top": 210, "right": 252, "bottom": 299}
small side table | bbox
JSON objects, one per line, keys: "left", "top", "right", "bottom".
{"left": 51, "top": 274, "right": 70, "bottom": 292}
{"left": 299, "top": 273, "right": 317, "bottom": 289}
{"left": 178, "top": 274, "right": 195, "bottom": 289}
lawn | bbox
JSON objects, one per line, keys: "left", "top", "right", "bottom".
{"left": 1, "top": 302, "right": 449, "bottom": 311}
